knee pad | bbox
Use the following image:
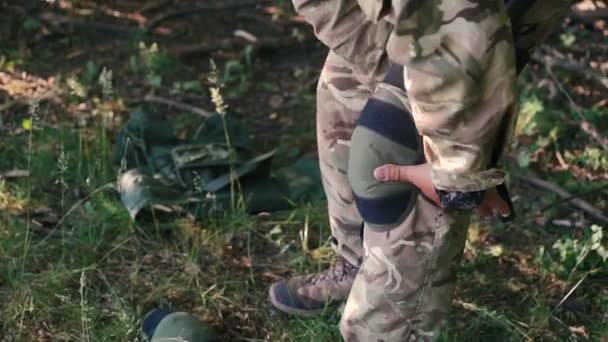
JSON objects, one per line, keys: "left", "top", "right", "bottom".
{"left": 348, "top": 83, "right": 424, "bottom": 230}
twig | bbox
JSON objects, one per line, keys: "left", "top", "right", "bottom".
{"left": 39, "top": 12, "right": 136, "bottom": 38}
{"left": 144, "top": 95, "right": 213, "bottom": 118}
{"left": 537, "top": 53, "right": 608, "bottom": 90}
{"left": 538, "top": 54, "right": 608, "bottom": 150}
{"left": 143, "top": 0, "right": 263, "bottom": 34}
{"left": 514, "top": 175, "right": 608, "bottom": 225}
{"left": 570, "top": 7, "right": 608, "bottom": 24}
{"left": 0, "top": 100, "right": 16, "bottom": 113}
{"left": 33, "top": 183, "right": 116, "bottom": 248}
{"left": 555, "top": 150, "right": 569, "bottom": 170}
{"left": 0, "top": 169, "right": 30, "bottom": 179}
{"left": 552, "top": 219, "right": 584, "bottom": 228}
{"left": 141, "top": 0, "right": 172, "bottom": 14}
{"left": 454, "top": 300, "right": 532, "bottom": 340}
{"left": 167, "top": 36, "right": 309, "bottom": 58}
{"left": 548, "top": 272, "right": 590, "bottom": 320}
{"left": 539, "top": 183, "right": 608, "bottom": 213}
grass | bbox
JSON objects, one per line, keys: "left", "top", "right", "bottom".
{"left": 1, "top": 3, "right": 607, "bottom": 341}
{"left": 1, "top": 74, "right": 605, "bottom": 342}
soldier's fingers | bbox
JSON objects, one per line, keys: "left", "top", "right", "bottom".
{"left": 373, "top": 164, "right": 409, "bottom": 182}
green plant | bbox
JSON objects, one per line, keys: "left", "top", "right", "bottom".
{"left": 63, "top": 61, "right": 102, "bottom": 99}
{"left": 208, "top": 59, "right": 240, "bottom": 211}
{"left": 171, "top": 80, "right": 204, "bottom": 94}
{"left": 131, "top": 42, "right": 179, "bottom": 88}
{"left": 20, "top": 99, "right": 39, "bottom": 276}
{"left": 222, "top": 45, "right": 254, "bottom": 96}
{"left": 552, "top": 225, "right": 607, "bottom": 277}
{"left": 515, "top": 93, "right": 544, "bottom": 137}
{"left": 23, "top": 17, "right": 42, "bottom": 32}
{"left": 560, "top": 32, "right": 576, "bottom": 48}
{"left": 0, "top": 54, "right": 20, "bottom": 72}
{"left": 564, "top": 147, "right": 608, "bottom": 171}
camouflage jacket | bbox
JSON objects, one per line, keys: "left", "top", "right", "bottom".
{"left": 294, "top": 0, "right": 572, "bottom": 192}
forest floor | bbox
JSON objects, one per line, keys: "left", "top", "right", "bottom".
{"left": 0, "top": 1, "right": 607, "bottom": 341}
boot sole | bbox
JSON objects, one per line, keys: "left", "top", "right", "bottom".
{"left": 268, "top": 283, "right": 339, "bottom": 318}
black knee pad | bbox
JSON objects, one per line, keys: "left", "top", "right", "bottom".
{"left": 348, "top": 89, "right": 424, "bottom": 231}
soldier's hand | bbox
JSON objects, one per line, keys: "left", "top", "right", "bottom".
{"left": 373, "top": 163, "right": 441, "bottom": 206}
{"left": 373, "top": 163, "right": 511, "bottom": 218}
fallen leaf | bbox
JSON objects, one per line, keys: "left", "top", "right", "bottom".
{"left": 22, "top": 118, "right": 32, "bottom": 131}
{"left": 485, "top": 244, "right": 505, "bottom": 257}
{"left": 269, "top": 95, "right": 284, "bottom": 109}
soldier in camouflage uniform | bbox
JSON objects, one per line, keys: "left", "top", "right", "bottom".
{"left": 268, "top": 1, "right": 573, "bottom": 340}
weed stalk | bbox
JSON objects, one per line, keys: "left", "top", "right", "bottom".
{"left": 20, "top": 99, "right": 39, "bottom": 276}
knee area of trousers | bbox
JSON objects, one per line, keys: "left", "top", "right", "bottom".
{"left": 347, "top": 97, "right": 423, "bottom": 229}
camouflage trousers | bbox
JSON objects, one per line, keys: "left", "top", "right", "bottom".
{"left": 317, "top": 51, "right": 470, "bottom": 341}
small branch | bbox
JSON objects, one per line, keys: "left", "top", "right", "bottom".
{"left": 141, "top": 0, "right": 173, "bottom": 14}
{"left": 539, "top": 183, "right": 608, "bottom": 213}
{"left": 547, "top": 58, "right": 608, "bottom": 90}
{"left": 33, "top": 183, "right": 116, "bottom": 248}
{"left": 534, "top": 49, "right": 608, "bottom": 90}
{"left": 144, "top": 95, "right": 213, "bottom": 118}
{"left": 168, "top": 36, "right": 303, "bottom": 58}
{"left": 0, "top": 100, "right": 16, "bottom": 113}
{"left": 39, "top": 12, "right": 136, "bottom": 38}
{"left": 0, "top": 169, "right": 30, "bottom": 179}
{"left": 514, "top": 175, "right": 608, "bottom": 225}
{"left": 143, "top": 0, "right": 263, "bottom": 34}
{"left": 536, "top": 53, "right": 608, "bottom": 150}
{"left": 552, "top": 219, "right": 585, "bottom": 228}
{"left": 570, "top": 7, "right": 608, "bottom": 24}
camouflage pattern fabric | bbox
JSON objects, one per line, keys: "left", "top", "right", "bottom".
{"left": 299, "top": 0, "right": 573, "bottom": 192}
{"left": 112, "top": 107, "right": 322, "bottom": 220}
{"left": 317, "top": 49, "right": 471, "bottom": 341}
{"left": 298, "top": 0, "right": 572, "bottom": 340}
{"left": 341, "top": 196, "right": 469, "bottom": 341}
{"left": 316, "top": 51, "right": 372, "bottom": 266}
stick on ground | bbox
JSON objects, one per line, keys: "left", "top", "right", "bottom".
{"left": 144, "top": 95, "right": 213, "bottom": 118}
{"left": 514, "top": 174, "right": 608, "bottom": 225}
{"left": 143, "top": 0, "right": 263, "bottom": 34}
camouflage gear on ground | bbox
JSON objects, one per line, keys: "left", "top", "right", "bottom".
{"left": 113, "top": 108, "right": 324, "bottom": 220}
{"left": 268, "top": 257, "right": 358, "bottom": 316}
{"left": 286, "top": 0, "right": 572, "bottom": 340}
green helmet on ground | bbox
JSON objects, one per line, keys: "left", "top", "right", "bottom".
{"left": 144, "top": 307, "right": 219, "bottom": 342}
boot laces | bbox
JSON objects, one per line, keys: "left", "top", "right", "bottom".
{"left": 309, "top": 259, "right": 357, "bottom": 285}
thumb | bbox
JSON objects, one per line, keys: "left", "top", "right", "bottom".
{"left": 373, "top": 164, "right": 409, "bottom": 182}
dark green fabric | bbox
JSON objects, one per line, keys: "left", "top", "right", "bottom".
{"left": 113, "top": 107, "right": 321, "bottom": 220}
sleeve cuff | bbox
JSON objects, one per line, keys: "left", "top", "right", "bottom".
{"left": 431, "top": 168, "right": 506, "bottom": 192}
{"left": 436, "top": 189, "right": 485, "bottom": 210}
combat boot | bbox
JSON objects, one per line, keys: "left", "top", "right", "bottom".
{"left": 268, "top": 258, "right": 358, "bottom": 317}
